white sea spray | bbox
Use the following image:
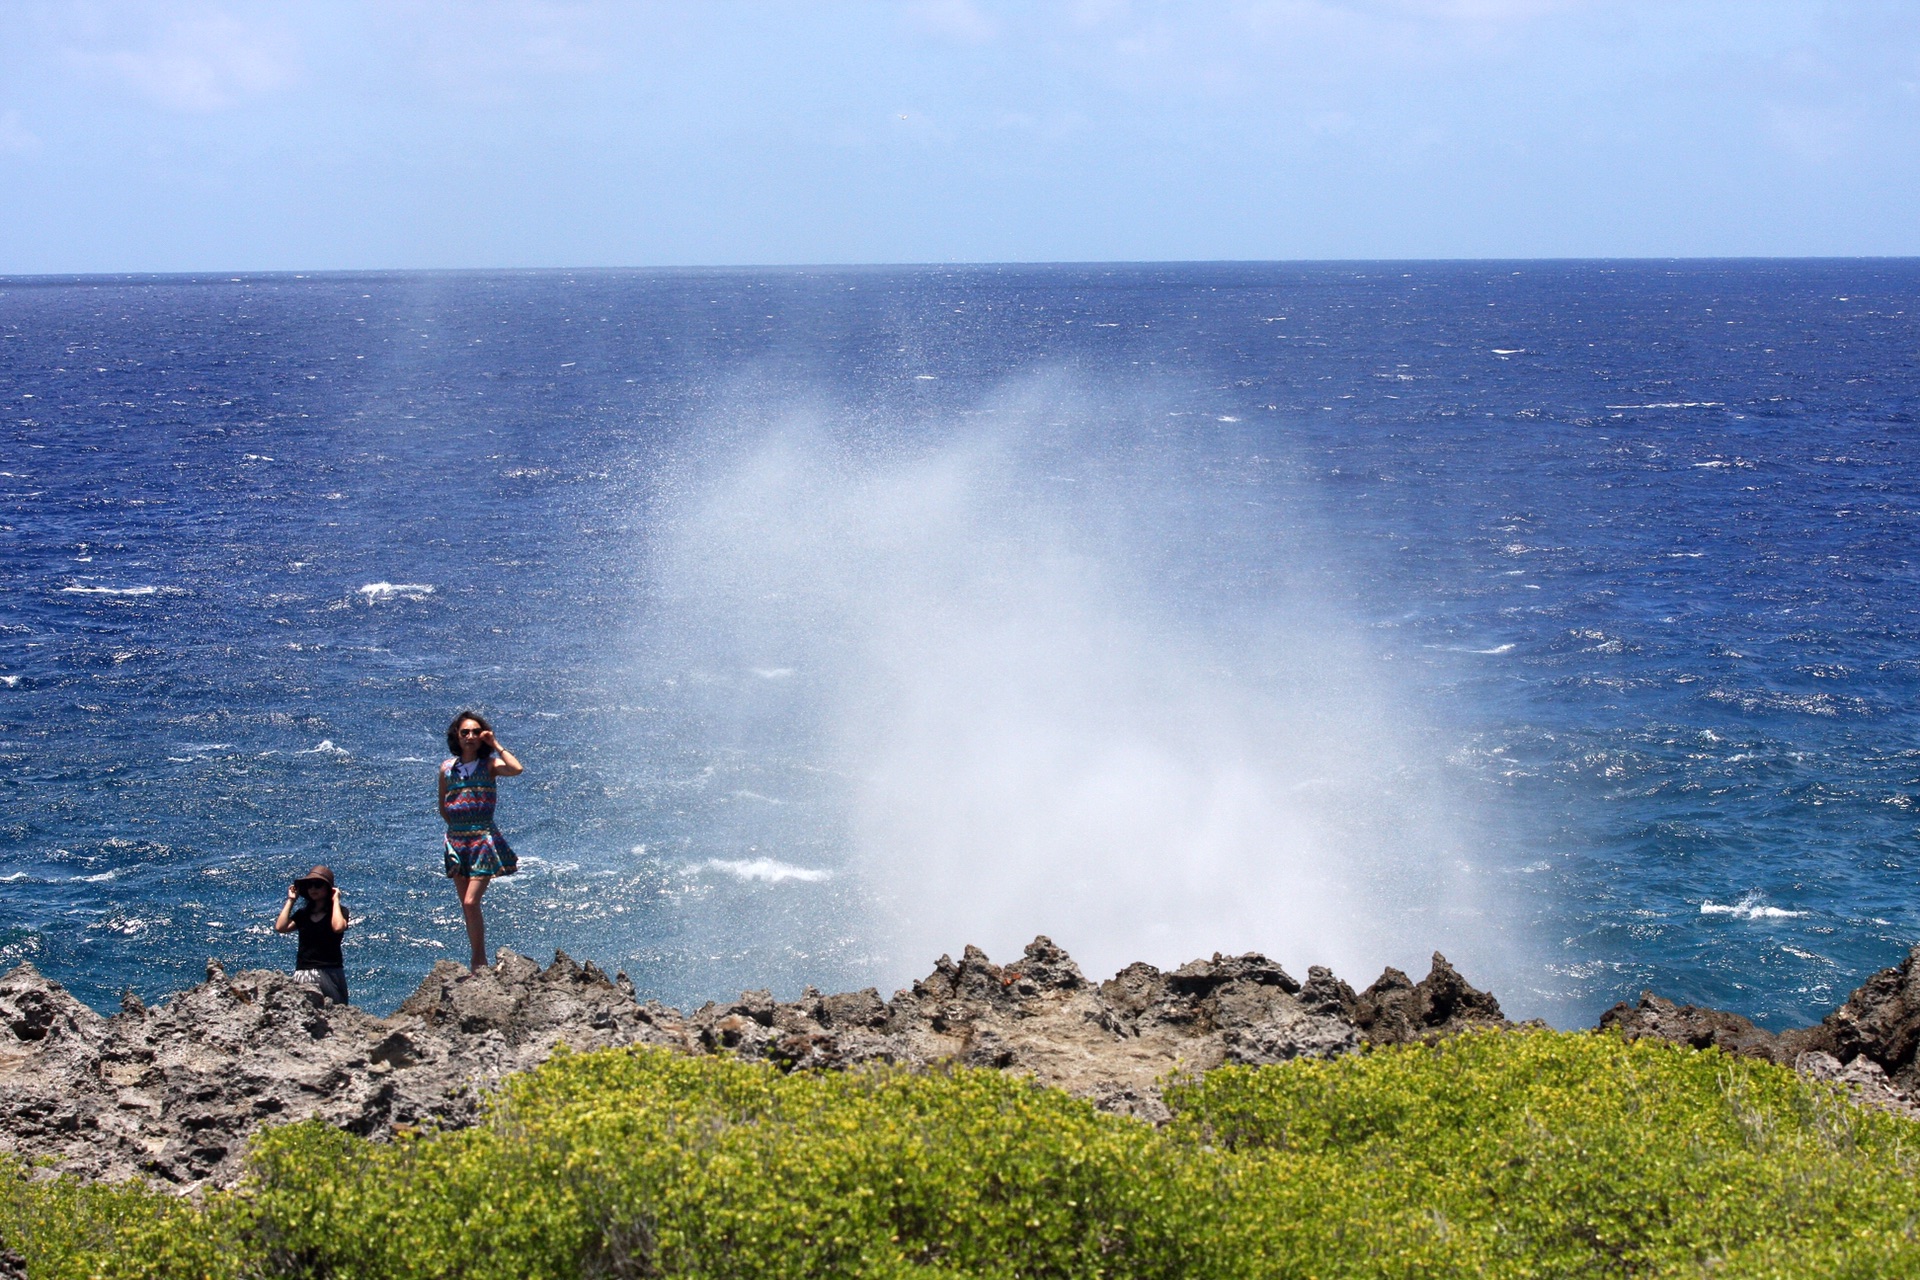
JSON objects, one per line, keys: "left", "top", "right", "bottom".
{"left": 638, "top": 375, "right": 1515, "bottom": 995}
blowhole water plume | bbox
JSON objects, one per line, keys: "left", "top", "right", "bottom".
{"left": 640, "top": 378, "right": 1520, "bottom": 998}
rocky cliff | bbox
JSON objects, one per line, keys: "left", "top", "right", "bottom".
{"left": 1600, "top": 945, "right": 1920, "bottom": 1119}
{"left": 7, "top": 935, "right": 1920, "bottom": 1191}
{"left": 0, "top": 938, "right": 1504, "bottom": 1189}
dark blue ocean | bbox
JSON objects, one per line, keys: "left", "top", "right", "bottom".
{"left": 4, "top": 261, "right": 1919, "bottom": 1029}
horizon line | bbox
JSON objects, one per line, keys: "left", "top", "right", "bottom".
{"left": 5, "top": 254, "right": 1919, "bottom": 284}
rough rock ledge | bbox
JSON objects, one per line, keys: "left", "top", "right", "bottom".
{"left": 10, "top": 937, "right": 1920, "bottom": 1190}
{"left": 0, "top": 939, "right": 1505, "bottom": 1189}
{"left": 1600, "top": 943, "right": 1920, "bottom": 1121}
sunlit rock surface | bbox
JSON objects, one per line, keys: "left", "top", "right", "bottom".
{"left": 0, "top": 937, "right": 1511, "bottom": 1188}
{"left": 20, "top": 934, "right": 1920, "bottom": 1189}
{"left": 29, "top": 936, "right": 1920, "bottom": 1187}
{"left": 1600, "top": 942, "right": 1920, "bottom": 1120}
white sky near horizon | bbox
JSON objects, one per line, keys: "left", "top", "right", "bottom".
{"left": 0, "top": 1, "right": 1916, "bottom": 273}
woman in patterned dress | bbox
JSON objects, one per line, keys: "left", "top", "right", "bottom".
{"left": 440, "top": 711, "right": 523, "bottom": 969}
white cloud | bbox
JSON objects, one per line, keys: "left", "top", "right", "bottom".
{"left": 80, "top": 12, "right": 296, "bottom": 113}
{"left": 1067, "top": 0, "right": 1133, "bottom": 26}
{"left": 1767, "top": 102, "right": 1860, "bottom": 162}
{"left": 909, "top": 0, "right": 1000, "bottom": 45}
{"left": 393, "top": 1, "right": 612, "bottom": 101}
{"left": 1371, "top": 0, "right": 1584, "bottom": 21}
{"left": 0, "top": 110, "right": 40, "bottom": 156}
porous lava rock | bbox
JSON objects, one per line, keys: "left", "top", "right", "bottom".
{"left": 0, "top": 937, "right": 1510, "bottom": 1189}
{"left": 14, "top": 931, "right": 1920, "bottom": 1194}
{"left": 0, "top": 952, "right": 691, "bottom": 1188}
{"left": 1598, "top": 943, "right": 1920, "bottom": 1119}
{"left": 1597, "top": 992, "right": 1785, "bottom": 1062}
{"left": 1813, "top": 943, "right": 1920, "bottom": 1090}
{"left": 1346, "top": 952, "right": 1509, "bottom": 1045}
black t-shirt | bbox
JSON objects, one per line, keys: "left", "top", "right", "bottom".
{"left": 291, "top": 899, "right": 348, "bottom": 970}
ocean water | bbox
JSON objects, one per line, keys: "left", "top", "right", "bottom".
{"left": 3, "top": 261, "right": 1919, "bottom": 1028}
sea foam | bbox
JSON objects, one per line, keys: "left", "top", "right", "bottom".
{"left": 1701, "top": 893, "right": 1807, "bottom": 921}
{"left": 700, "top": 858, "right": 832, "bottom": 884}
{"left": 356, "top": 582, "right": 435, "bottom": 602}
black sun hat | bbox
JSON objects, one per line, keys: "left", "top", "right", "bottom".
{"left": 293, "top": 865, "right": 335, "bottom": 891}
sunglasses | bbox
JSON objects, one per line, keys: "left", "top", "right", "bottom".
{"left": 460, "top": 728, "right": 486, "bottom": 737}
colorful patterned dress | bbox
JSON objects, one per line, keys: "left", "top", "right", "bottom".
{"left": 441, "top": 755, "right": 517, "bottom": 878}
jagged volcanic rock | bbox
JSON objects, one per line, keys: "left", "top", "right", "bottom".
{"left": 1814, "top": 943, "right": 1920, "bottom": 1089}
{"left": 1346, "top": 952, "right": 1509, "bottom": 1045}
{"left": 1597, "top": 944, "right": 1920, "bottom": 1120}
{"left": 1600, "top": 945, "right": 1920, "bottom": 1084}
{"left": 0, "top": 936, "right": 1510, "bottom": 1189}
{"left": 15, "top": 931, "right": 1920, "bottom": 1193}
{"left": 0, "top": 952, "right": 692, "bottom": 1188}
{"left": 1597, "top": 992, "right": 1785, "bottom": 1062}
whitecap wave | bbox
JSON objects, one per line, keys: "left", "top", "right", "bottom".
{"left": 72, "top": 870, "right": 118, "bottom": 883}
{"left": 1704, "top": 687, "right": 1856, "bottom": 718}
{"left": 60, "top": 584, "right": 158, "bottom": 596}
{"left": 1701, "top": 892, "right": 1806, "bottom": 920}
{"left": 699, "top": 857, "right": 831, "bottom": 884}
{"left": 1605, "top": 402, "right": 1724, "bottom": 409}
{"left": 356, "top": 582, "right": 435, "bottom": 602}
{"left": 295, "top": 739, "right": 348, "bottom": 756}
{"left": 0, "top": 675, "right": 18, "bottom": 688}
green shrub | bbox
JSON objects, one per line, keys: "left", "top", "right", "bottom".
{"left": 3, "top": 1030, "right": 1918, "bottom": 1278}
{"left": 0, "top": 1155, "right": 250, "bottom": 1280}
{"left": 244, "top": 1049, "right": 1237, "bottom": 1280}
{"left": 1165, "top": 1028, "right": 1920, "bottom": 1278}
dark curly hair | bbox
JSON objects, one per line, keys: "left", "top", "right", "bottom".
{"left": 446, "top": 710, "right": 493, "bottom": 756}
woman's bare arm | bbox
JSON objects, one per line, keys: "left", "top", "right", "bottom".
{"left": 482, "top": 731, "right": 524, "bottom": 778}
{"left": 273, "top": 888, "right": 298, "bottom": 934}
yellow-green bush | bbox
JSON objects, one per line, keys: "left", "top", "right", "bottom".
{"left": 242, "top": 1051, "right": 1233, "bottom": 1280}
{"left": 1163, "top": 1029, "right": 1920, "bottom": 1278}
{"left": 3, "top": 1029, "right": 1918, "bottom": 1278}
{"left": 0, "top": 1159, "right": 249, "bottom": 1280}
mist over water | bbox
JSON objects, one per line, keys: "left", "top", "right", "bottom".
{"left": 11, "top": 262, "right": 1920, "bottom": 1028}
{"left": 644, "top": 378, "right": 1515, "bottom": 992}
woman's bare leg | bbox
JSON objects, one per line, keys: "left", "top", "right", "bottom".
{"left": 455, "top": 874, "right": 491, "bottom": 969}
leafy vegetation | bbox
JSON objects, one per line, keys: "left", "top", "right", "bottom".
{"left": 4, "top": 1029, "right": 1918, "bottom": 1278}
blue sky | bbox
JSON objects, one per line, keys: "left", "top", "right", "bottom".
{"left": 1, "top": 1, "right": 1916, "bottom": 272}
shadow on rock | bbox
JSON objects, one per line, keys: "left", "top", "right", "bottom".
{"left": 0, "top": 937, "right": 1512, "bottom": 1189}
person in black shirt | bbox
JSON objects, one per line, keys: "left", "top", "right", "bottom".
{"left": 274, "top": 864, "right": 350, "bottom": 1004}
